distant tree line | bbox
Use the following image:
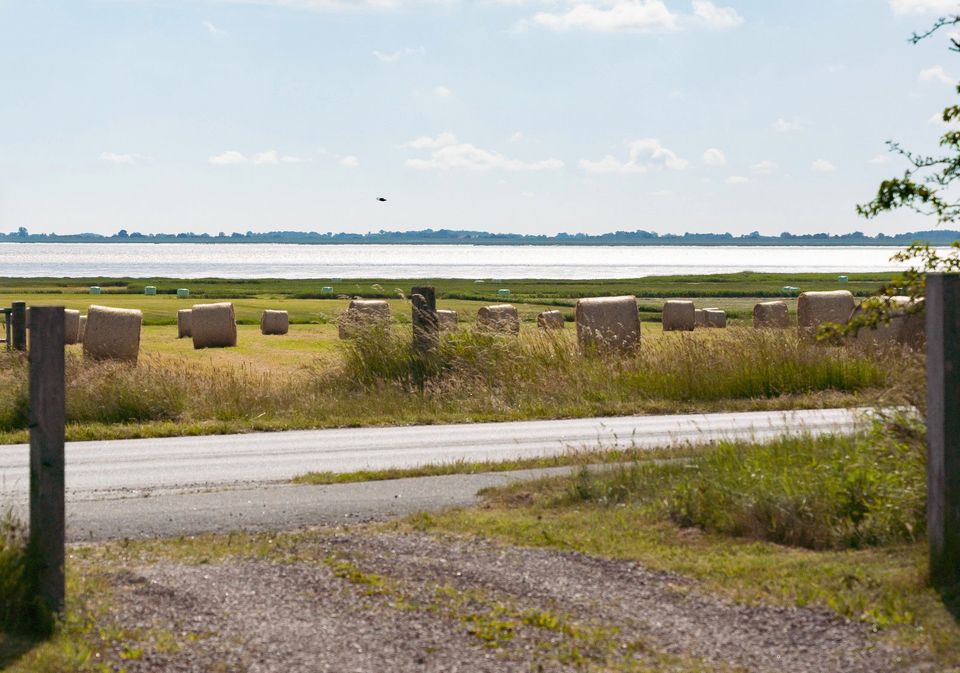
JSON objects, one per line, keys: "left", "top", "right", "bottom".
{"left": 3, "top": 226, "right": 959, "bottom": 246}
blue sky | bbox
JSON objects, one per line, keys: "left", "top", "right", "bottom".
{"left": 1, "top": 0, "right": 959, "bottom": 236}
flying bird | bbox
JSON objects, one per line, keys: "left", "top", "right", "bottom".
{"left": 377, "top": 197, "right": 387, "bottom": 202}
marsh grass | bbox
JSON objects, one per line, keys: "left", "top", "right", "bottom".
{"left": 0, "top": 327, "right": 888, "bottom": 441}
{"left": 560, "top": 416, "right": 927, "bottom": 550}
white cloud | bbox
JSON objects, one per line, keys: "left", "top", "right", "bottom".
{"left": 372, "top": 46, "right": 424, "bottom": 62}
{"left": 920, "top": 64, "right": 954, "bottom": 84}
{"left": 433, "top": 85, "right": 452, "bottom": 98}
{"left": 196, "top": 0, "right": 450, "bottom": 12}
{"left": 99, "top": 152, "right": 137, "bottom": 165}
{"left": 649, "top": 189, "right": 675, "bottom": 197}
{"left": 725, "top": 175, "right": 749, "bottom": 185}
{"left": 929, "top": 111, "right": 960, "bottom": 128}
{"left": 691, "top": 0, "right": 743, "bottom": 29}
{"left": 867, "top": 154, "right": 891, "bottom": 165}
{"left": 890, "top": 0, "right": 960, "bottom": 15}
{"left": 811, "top": 159, "right": 837, "bottom": 173}
{"left": 530, "top": 0, "right": 742, "bottom": 34}
{"left": 208, "top": 150, "right": 306, "bottom": 165}
{"left": 580, "top": 155, "right": 646, "bottom": 174}
{"left": 750, "top": 159, "right": 777, "bottom": 174}
{"left": 702, "top": 147, "right": 726, "bottom": 166}
{"left": 404, "top": 132, "right": 457, "bottom": 149}
{"left": 203, "top": 20, "right": 226, "bottom": 35}
{"left": 580, "top": 138, "right": 687, "bottom": 174}
{"left": 510, "top": 131, "right": 524, "bottom": 142}
{"left": 405, "top": 134, "right": 563, "bottom": 171}
{"left": 771, "top": 117, "right": 803, "bottom": 133}
{"left": 339, "top": 155, "right": 360, "bottom": 167}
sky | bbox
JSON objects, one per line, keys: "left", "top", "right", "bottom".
{"left": 2, "top": 0, "right": 960, "bottom": 237}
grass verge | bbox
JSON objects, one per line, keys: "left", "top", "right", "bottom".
{"left": 400, "top": 421, "right": 960, "bottom": 668}
{"left": 292, "top": 446, "right": 695, "bottom": 485}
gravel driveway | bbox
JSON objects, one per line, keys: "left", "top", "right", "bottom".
{"left": 101, "top": 529, "right": 932, "bottom": 673}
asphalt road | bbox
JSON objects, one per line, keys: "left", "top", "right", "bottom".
{"left": 1, "top": 408, "right": 863, "bottom": 497}
{"left": 0, "top": 408, "right": 866, "bottom": 541}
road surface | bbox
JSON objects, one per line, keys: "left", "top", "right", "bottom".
{"left": 0, "top": 408, "right": 867, "bottom": 541}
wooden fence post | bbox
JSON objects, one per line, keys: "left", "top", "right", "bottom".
{"left": 2, "top": 308, "right": 10, "bottom": 350}
{"left": 411, "top": 286, "right": 438, "bottom": 388}
{"left": 28, "top": 306, "right": 66, "bottom": 614}
{"left": 926, "top": 273, "right": 960, "bottom": 590}
{"left": 11, "top": 301, "right": 27, "bottom": 351}
{"left": 411, "top": 286, "right": 438, "bottom": 356}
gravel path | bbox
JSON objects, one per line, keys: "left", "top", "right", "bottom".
{"left": 98, "top": 529, "right": 933, "bottom": 673}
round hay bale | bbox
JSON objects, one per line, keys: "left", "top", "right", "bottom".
{"left": 662, "top": 300, "right": 695, "bottom": 331}
{"left": 78, "top": 315, "right": 87, "bottom": 343}
{"left": 191, "top": 302, "right": 237, "bottom": 349}
{"left": 82, "top": 305, "right": 142, "bottom": 363}
{"left": 797, "top": 290, "right": 855, "bottom": 333}
{"left": 851, "top": 296, "right": 924, "bottom": 349}
{"left": 261, "top": 309, "right": 289, "bottom": 335}
{"left": 476, "top": 304, "right": 520, "bottom": 335}
{"left": 753, "top": 301, "right": 791, "bottom": 328}
{"left": 703, "top": 308, "right": 727, "bottom": 328}
{"left": 64, "top": 309, "right": 81, "bottom": 344}
{"left": 177, "top": 309, "right": 192, "bottom": 339}
{"left": 338, "top": 299, "right": 391, "bottom": 339}
{"left": 437, "top": 309, "right": 458, "bottom": 331}
{"left": 575, "top": 296, "right": 640, "bottom": 353}
{"left": 537, "top": 309, "right": 565, "bottom": 330}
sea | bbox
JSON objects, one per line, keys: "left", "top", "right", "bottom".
{"left": 0, "top": 243, "right": 930, "bottom": 279}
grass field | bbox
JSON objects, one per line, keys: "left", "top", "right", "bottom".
{"left": 0, "top": 271, "right": 909, "bottom": 444}
{"left": 1, "top": 270, "right": 894, "bottom": 302}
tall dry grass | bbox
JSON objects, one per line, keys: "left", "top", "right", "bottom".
{"left": 0, "top": 327, "right": 889, "bottom": 437}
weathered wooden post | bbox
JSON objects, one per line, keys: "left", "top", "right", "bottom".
{"left": 11, "top": 301, "right": 27, "bottom": 351}
{"left": 28, "top": 306, "right": 66, "bottom": 614}
{"left": 411, "top": 286, "right": 439, "bottom": 355}
{"left": 2, "top": 308, "right": 10, "bottom": 350}
{"left": 411, "top": 286, "right": 438, "bottom": 388}
{"left": 926, "top": 273, "right": 960, "bottom": 590}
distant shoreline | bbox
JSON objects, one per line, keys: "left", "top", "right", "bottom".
{"left": 3, "top": 228, "right": 958, "bottom": 247}
{"left": 2, "top": 238, "right": 957, "bottom": 248}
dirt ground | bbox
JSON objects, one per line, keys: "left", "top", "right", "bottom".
{"left": 98, "top": 530, "right": 934, "bottom": 673}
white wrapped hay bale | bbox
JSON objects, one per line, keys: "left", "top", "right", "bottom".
{"left": 852, "top": 296, "right": 924, "bottom": 348}
{"left": 753, "top": 301, "right": 791, "bottom": 328}
{"left": 797, "top": 290, "right": 855, "bottom": 332}
{"left": 261, "top": 309, "right": 289, "bottom": 335}
{"left": 191, "top": 302, "right": 238, "bottom": 349}
{"left": 575, "top": 296, "right": 640, "bottom": 353}
{"left": 662, "top": 300, "right": 695, "bottom": 331}
{"left": 476, "top": 304, "right": 520, "bottom": 335}
{"left": 64, "top": 309, "right": 81, "bottom": 344}
{"left": 78, "top": 315, "right": 87, "bottom": 343}
{"left": 338, "top": 299, "right": 391, "bottom": 339}
{"left": 703, "top": 308, "right": 726, "bottom": 328}
{"left": 82, "top": 305, "right": 142, "bottom": 363}
{"left": 437, "top": 309, "right": 458, "bottom": 331}
{"left": 537, "top": 310, "right": 565, "bottom": 330}
{"left": 177, "top": 309, "right": 192, "bottom": 339}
